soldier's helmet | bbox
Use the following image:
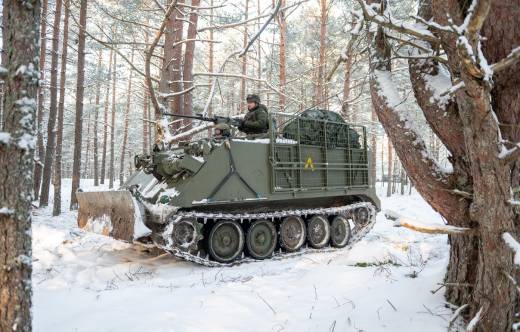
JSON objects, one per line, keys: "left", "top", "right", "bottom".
{"left": 246, "top": 94, "right": 260, "bottom": 104}
{"left": 214, "top": 123, "right": 231, "bottom": 138}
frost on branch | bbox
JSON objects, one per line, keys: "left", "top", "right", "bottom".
{"left": 503, "top": 232, "right": 520, "bottom": 267}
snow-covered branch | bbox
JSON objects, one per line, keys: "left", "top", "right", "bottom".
{"left": 385, "top": 210, "right": 471, "bottom": 235}
{"left": 499, "top": 142, "right": 520, "bottom": 165}
{"left": 466, "top": 306, "right": 484, "bottom": 332}
{"left": 164, "top": 122, "right": 214, "bottom": 145}
{"left": 356, "top": 0, "right": 439, "bottom": 44}
{"left": 503, "top": 232, "right": 520, "bottom": 267}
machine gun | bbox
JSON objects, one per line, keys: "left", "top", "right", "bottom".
{"left": 162, "top": 112, "right": 242, "bottom": 128}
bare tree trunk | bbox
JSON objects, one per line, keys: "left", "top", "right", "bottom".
{"left": 84, "top": 101, "right": 91, "bottom": 178}
{"left": 316, "top": 0, "right": 327, "bottom": 105}
{"left": 119, "top": 51, "right": 134, "bottom": 186}
{"left": 93, "top": 51, "right": 102, "bottom": 186}
{"left": 181, "top": 0, "right": 200, "bottom": 122}
{"left": 0, "top": 1, "right": 40, "bottom": 331}
{"left": 277, "top": 0, "right": 286, "bottom": 111}
{"left": 100, "top": 49, "right": 113, "bottom": 184}
{"left": 400, "top": 166, "right": 405, "bottom": 195}
{"left": 341, "top": 21, "right": 356, "bottom": 119}
{"left": 207, "top": 0, "right": 214, "bottom": 137}
{"left": 171, "top": 0, "right": 185, "bottom": 117}
{"left": 34, "top": 0, "right": 48, "bottom": 200}
{"left": 256, "top": 0, "right": 262, "bottom": 91}
{"left": 143, "top": 78, "right": 149, "bottom": 154}
{"left": 109, "top": 54, "right": 117, "bottom": 189}
{"left": 386, "top": 141, "right": 392, "bottom": 197}
{"left": 239, "top": 0, "right": 249, "bottom": 112}
{"left": 39, "top": 0, "right": 62, "bottom": 207}
{"left": 69, "top": 0, "right": 87, "bottom": 210}
{"left": 370, "top": 110, "right": 377, "bottom": 184}
{"left": 142, "top": 31, "right": 149, "bottom": 154}
{"left": 52, "top": 0, "right": 69, "bottom": 216}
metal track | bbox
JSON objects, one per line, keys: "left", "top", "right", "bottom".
{"left": 153, "top": 202, "right": 377, "bottom": 267}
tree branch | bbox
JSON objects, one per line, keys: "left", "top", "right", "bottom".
{"left": 356, "top": 0, "right": 440, "bottom": 44}
{"left": 491, "top": 46, "right": 520, "bottom": 74}
{"left": 239, "top": 0, "right": 282, "bottom": 57}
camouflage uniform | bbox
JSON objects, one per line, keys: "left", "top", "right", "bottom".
{"left": 240, "top": 95, "right": 269, "bottom": 134}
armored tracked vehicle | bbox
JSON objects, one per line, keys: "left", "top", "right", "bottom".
{"left": 77, "top": 110, "right": 380, "bottom": 266}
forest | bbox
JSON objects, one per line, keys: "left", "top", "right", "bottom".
{"left": 0, "top": 0, "right": 519, "bottom": 331}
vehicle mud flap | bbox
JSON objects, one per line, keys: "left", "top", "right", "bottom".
{"left": 76, "top": 190, "right": 138, "bottom": 242}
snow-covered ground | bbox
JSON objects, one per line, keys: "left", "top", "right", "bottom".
{"left": 32, "top": 180, "right": 455, "bottom": 332}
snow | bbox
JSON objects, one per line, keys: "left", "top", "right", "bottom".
{"left": 132, "top": 197, "right": 151, "bottom": 239}
{"left": 191, "top": 155, "right": 205, "bottom": 163}
{"left": 0, "top": 131, "right": 11, "bottom": 144}
{"left": 373, "top": 69, "right": 453, "bottom": 177}
{"left": 0, "top": 207, "right": 14, "bottom": 215}
{"left": 503, "top": 232, "right": 520, "bottom": 267}
{"left": 232, "top": 137, "right": 298, "bottom": 144}
{"left": 163, "top": 187, "right": 180, "bottom": 198}
{"left": 423, "top": 64, "right": 453, "bottom": 107}
{"left": 32, "top": 180, "right": 455, "bottom": 332}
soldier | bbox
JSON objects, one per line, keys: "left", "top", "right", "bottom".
{"left": 238, "top": 94, "right": 269, "bottom": 135}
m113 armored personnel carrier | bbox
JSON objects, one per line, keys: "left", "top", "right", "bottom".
{"left": 76, "top": 109, "right": 380, "bottom": 266}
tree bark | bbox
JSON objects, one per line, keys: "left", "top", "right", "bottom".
{"left": 39, "top": 0, "right": 62, "bottom": 207}
{"left": 240, "top": 0, "right": 249, "bottom": 112}
{"left": 207, "top": 0, "right": 214, "bottom": 137}
{"left": 93, "top": 51, "right": 102, "bottom": 186}
{"left": 142, "top": 31, "right": 150, "bottom": 154}
{"left": 386, "top": 141, "right": 392, "bottom": 197}
{"left": 181, "top": 0, "right": 200, "bottom": 122}
{"left": 52, "top": 0, "right": 69, "bottom": 216}
{"left": 360, "top": 0, "right": 520, "bottom": 329}
{"left": 33, "top": 0, "right": 48, "bottom": 200}
{"left": 171, "top": 0, "right": 185, "bottom": 118}
{"left": 109, "top": 54, "right": 117, "bottom": 189}
{"left": 119, "top": 51, "right": 134, "bottom": 186}
{"left": 277, "top": 0, "right": 286, "bottom": 111}
{"left": 100, "top": 49, "right": 113, "bottom": 185}
{"left": 316, "top": 0, "right": 328, "bottom": 105}
{"left": 69, "top": 0, "right": 87, "bottom": 210}
{"left": 370, "top": 109, "right": 377, "bottom": 183}
{"left": 0, "top": 1, "right": 40, "bottom": 331}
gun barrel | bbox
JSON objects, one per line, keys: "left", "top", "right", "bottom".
{"left": 162, "top": 112, "right": 215, "bottom": 122}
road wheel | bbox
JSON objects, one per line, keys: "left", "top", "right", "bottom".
{"left": 279, "top": 216, "right": 306, "bottom": 252}
{"left": 330, "top": 215, "right": 351, "bottom": 248}
{"left": 307, "top": 215, "right": 330, "bottom": 249}
{"left": 208, "top": 220, "right": 244, "bottom": 263}
{"left": 354, "top": 206, "right": 370, "bottom": 226}
{"left": 246, "top": 220, "right": 277, "bottom": 259}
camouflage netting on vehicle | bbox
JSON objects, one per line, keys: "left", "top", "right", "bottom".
{"left": 281, "top": 109, "right": 360, "bottom": 148}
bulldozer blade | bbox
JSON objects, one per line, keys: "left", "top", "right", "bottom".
{"left": 77, "top": 190, "right": 139, "bottom": 242}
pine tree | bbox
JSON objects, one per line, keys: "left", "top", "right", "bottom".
{"left": 0, "top": 1, "right": 40, "bottom": 330}
{"left": 69, "top": 0, "right": 88, "bottom": 210}
{"left": 39, "top": 0, "right": 63, "bottom": 206}
{"left": 34, "top": 0, "right": 48, "bottom": 200}
{"left": 100, "top": 49, "right": 113, "bottom": 185}
{"left": 52, "top": 0, "right": 70, "bottom": 216}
